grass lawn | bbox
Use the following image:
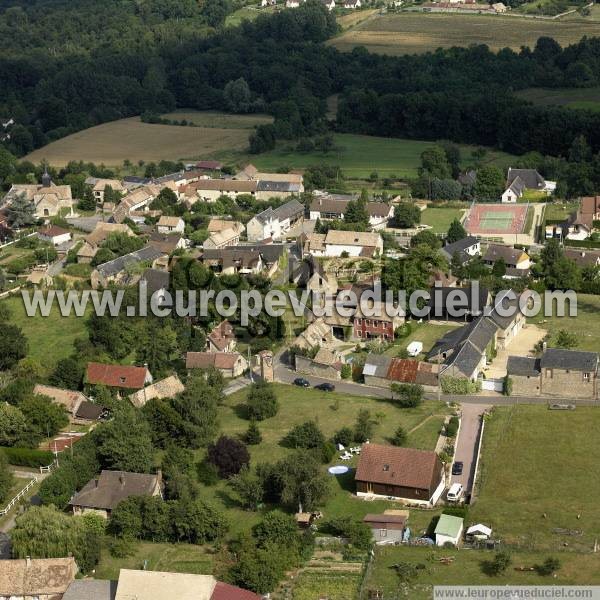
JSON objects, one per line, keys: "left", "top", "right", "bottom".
{"left": 366, "top": 545, "right": 600, "bottom": 598}
{"left": 0, "top": 245, "right": 34, "bottom": 267}
{"left": 290, "top": 570, "right": 361, "bottom": 600}
{"left": 1, "top": 294, "right": 89, "bottom": 368}
{"left": 195, "top": 384, "right": 449, "bottom": 537}
{"left": 94, "top": 541, "right": 214, "bottom": 580}
{"left": 544, "top": 201, "right": 578, "bottom": 222}
{"left": 420, "top": 207, "right": 466, "bottom": 234}
{"left": 384, "top": 322, "right": 461, "bottom": 360}
{"left": 223, "top": 134, "right": 516, "bottom": 179}
{"left": 530, "top": 293, "right": 600, "bottom": 353}
{"left": 406, "top": 415, "right": 445, "bottom": 451}
{"left": 329, "top": 12, "right": 600, "bottom": 55}
{"left": 470, "top": 404, "right": 600, "bottom": 552}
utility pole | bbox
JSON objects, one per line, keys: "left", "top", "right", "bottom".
{"left": 437, "top": 351, "right": 442, "bottom": 403}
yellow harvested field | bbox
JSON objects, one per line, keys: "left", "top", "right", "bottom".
{"left": 329, "top": 13, "right": 600, "bottom": 55}
{"left": 25, "top": 116, "right": 255, "bottom": 167}
{"left": 336, "top": 8, "right": 377, "bottom": 29}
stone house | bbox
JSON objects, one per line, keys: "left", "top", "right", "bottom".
{"left": 86, "top": 362, "right": 153, "bottom": 392}
{"left": 207, "top": 320, "right": 237, "bottom": 353}
{"left": 128, "top": 375, "right": 185, "bottom": 408}
{"left": 508, "top": 348, "right": 598, "bottom": 399}
{"left": 157, "top": 216, "right": 185, "bottom": 234}
{"left": 70, "top": 470, "right": 162, "bottom": 519}
{"left": 295, "top": 347, "right": 343, "bottom": 379}
{"left": 33, "top": 384, "right": 103, "bottom": 424}
{"left": 185, "top": 352, "right": 248, "bottom": 378}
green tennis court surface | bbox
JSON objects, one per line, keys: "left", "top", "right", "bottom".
{"left": 479, "top": 212, "right": 514, "bottom": 230}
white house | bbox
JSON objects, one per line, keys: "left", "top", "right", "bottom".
{"left": 501, "top": 168, "right": 556, "bottom": 203}
{"left": 303, "top": 230, "right": 383, "bottom": 258}
{"left": 37, "top": 225, "right": 72, "bottom": 246}
{"left": 246, "top": 199, "right": 304, "bottom": 242}
{"left": 434, "top": 514, "right": 464, "bottom": 547}
{"left": 157, "top": 216, "right": 185, "bottom": 234}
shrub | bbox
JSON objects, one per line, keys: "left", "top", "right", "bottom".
{"left": 391, "top": 426, "right": 407, "bottom": 447}
{"left": 246, "top": 381, "right": 279, "bottom": 421}
{"left": 353, "top": 409, "right": 374, "bottom": 443}
{"left": 442, "top": 506, "right": 468, "bottom": 519}
{"left": 281, "top": 421, "right": 324, "bottom": 449}
{"left": 320, "top": 441, "right": 336, "bottom": 464}
{"left": 535, "top": 557, "right": 561, "bottom": 576}
{"left": 441, "top": 377, "right": 481, "bottom": 395}
{"left": 484, "top": 551, "right": 511, "bottom": 576}
{"left": 503, "top": 375, "right": 513, "bottom": 397}
{"left": 333, "top": 427, "right": 354, "bottom": 447}
{"left": 390, "top": 383, "right": 424, "bottom": 408}
{"left": 340, "top": 364, "right": 352, "bottom": 379}
{"left": 109, "top": 537, "right": 137, "bottom": 558}
{"left": 245, "top": 421, "right": 262, "bottom": 445}
{"left": 196, "top": 460, "right": 219, "bottom": 486}
{"left": 445, "top": 416, "right": 459, "bottom": 438}
{"left": 325, "top": 517, "right": 372, "bottom": 550}
{"left": 0, "top": 447, "right": 54, "bottom": 468}
{"left": 206, "top": 435, "right": 250, "bottom": 478}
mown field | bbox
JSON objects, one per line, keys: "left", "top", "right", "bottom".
{"left": 243, "top": 133, "right": 517, "bottom": 179}
{"left": 420, "top": 206, "right": 466, "bottom": 234}
{"left": 516, "top": 87, "right": 600, "bottom": 112}
{"left": 366, "top": 545, "right": 600, "bottom": 598}
{"left": 1, "top": 294, "right": 88, "bottom": 369}
{"left": 329, "top": 13, "right": 600, "bottom": 55}
{"left": 471, "top": 404, "right": 600, "bottom": 552}
{"left": 24, "top": 112, "right": 270, "bottom": 167}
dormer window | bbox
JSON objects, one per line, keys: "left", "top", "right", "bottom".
{"left": 383, "top": 464, "right": 390, "bottom": 472}
{"left": 120, "top": 376, "right": 126, "bottom": 384}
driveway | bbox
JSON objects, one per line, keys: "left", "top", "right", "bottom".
{"left": 451, "top": 403, "right": 487, "bottom": 495}
{"left": 485, "top": 324, "right": 546, "bottom": 379}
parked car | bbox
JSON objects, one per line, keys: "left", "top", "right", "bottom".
{"left": 293, "top": 377, "right": 310, "bottom": 387}
{"left": 549, "top": 403, "right": 576, "bottom": 410}
{"left": 447, "top": 483, "right": 464, "bottom": 502}
{"left": 315, "top": 382, "right": 335, "bottom": 392}
{"left": 452, "top": 461, "right": 463, "bottom": 475}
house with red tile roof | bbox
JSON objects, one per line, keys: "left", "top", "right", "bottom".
{"left": 185, "top": 352, "right": 248, "bottom": 378}
{"left": 207, "top": 320, "right": 237, "bottom": 353}
{"left": 355, "top": 443, "right": 446, "bottom": 506}
{"left": 86, "top": 362, "right": 152, "bottom": 391}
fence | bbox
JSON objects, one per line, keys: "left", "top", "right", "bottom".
{"left": 39, "top": 459, "right": 59, "bottom": 474}
{"left": 0, "top": 476, "right": 38, "bottom": 516}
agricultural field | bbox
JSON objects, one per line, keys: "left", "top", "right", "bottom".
{"left": 160, "top": 110, "right": 273, "bottom": 129}
{"left": 328, "top": 13, "right": 600, "bottom": 55}
{"left": 241, "top": 134, "right": 516, "bottom": 179}
{"left": 0, "top": 294, "right": 89, "bottom": 369}
{"left": 516, "top": 87, "right": 600, "bottom": 112}
{"left": 288, "top": 569, "right": 362, "bottom": 600}
{"left": 24, "top": 113, "right": 268, "bottom": 167}
{"left": 194, "top": 384, "right": 449, "bottom": 537}
{"left": 420, "top": 206, "right": 466, "bottom": 234}
{"left": 470, "top": 404, "right": 600, "bottom": 552}
{"left": 365, "top": 545, "right": 600, "bottom": 598}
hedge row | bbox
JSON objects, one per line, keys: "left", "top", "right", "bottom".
{"left": 564, "top": 239, "right": 600, "bottom": 249}
{"left": 0, "top": 447, "right": 55, "bottom": 468}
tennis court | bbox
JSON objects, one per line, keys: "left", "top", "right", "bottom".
{"left": 465, "top": 203, "right": 528, "bottom": 235}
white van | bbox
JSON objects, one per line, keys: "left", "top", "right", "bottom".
{"left": 406, "top": 341, "right": 423, "bottom": 357}
{"left": 447, "top": 483, "right": 464, "bottom": 502}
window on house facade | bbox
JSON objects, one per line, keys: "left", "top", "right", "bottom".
{"left": 584, "top": 372, "right": 590, "bottom": 381}
{"left": 380, "top": 528, "right": 387, "bottom": 538}
{"left": 546, "top": 369, "right": 552, "bottom": 378}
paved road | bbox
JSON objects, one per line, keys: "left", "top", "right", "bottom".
{"left": 450, "top": 403, "right": 486, "bottom": 495}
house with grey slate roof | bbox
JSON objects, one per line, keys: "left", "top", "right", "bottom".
{"left": 508, "top": 348, "right": 598, "bottom": 399}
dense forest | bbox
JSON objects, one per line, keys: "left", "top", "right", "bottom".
{"left": 1, "top": 0, "right": 600, "bottom": 169}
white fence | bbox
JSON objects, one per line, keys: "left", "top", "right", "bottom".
{"left": 0, "top": 477, "right": 38, "bottom": 516}
{"left": 39, "top": 459, "right": 59, "bottom": 474}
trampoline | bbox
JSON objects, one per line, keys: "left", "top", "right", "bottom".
{"left": 328, "top": 465, "right": 349, "bottom": 475}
